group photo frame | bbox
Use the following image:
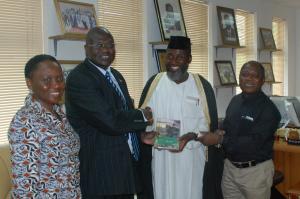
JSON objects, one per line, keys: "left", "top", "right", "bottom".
{"left": 54, "top": 0, "right": 98, "bottom": 35}
{"left": 217, "top": 6, "right": 240, "bottom": 46}
{"left": 154, "top": 0, "right": 187, "bottom": 41}
{"left": 261, "top": 62, "right": 275, "bottom": 82}
{"left": 155, "top": 49, "right": 167, "bottom": 72}
{"left": 215, "top": 60, "right": 237, "bottom": 85}
{"left": 260, "top": 28, "right": 277, "bottom": 50}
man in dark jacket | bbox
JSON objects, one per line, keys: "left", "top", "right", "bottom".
{"left": 65, "top": 26, "right": 153, "bottom": 199}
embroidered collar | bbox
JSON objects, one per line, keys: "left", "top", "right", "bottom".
{"left": 24, "top": 93, "right": 64, "bottom": 121}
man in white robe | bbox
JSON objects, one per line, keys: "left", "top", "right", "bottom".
{"left": 138, "top": 36, "right": 224, "bottom": 199}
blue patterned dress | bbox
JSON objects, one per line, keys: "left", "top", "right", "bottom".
{"left": 8, "top": 94, "right": 81, "bottom": 199}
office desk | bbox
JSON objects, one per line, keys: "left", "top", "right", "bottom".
{"left": 273, "top": 141, "right": 300, "bottom": 197}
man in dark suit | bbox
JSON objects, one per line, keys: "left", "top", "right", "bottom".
{"left": 65, "top": 26, "right": 153, "bottom": 199}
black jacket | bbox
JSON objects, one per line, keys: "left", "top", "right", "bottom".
{"left": 65, "top": 58, "right": 148, "bottom": 196}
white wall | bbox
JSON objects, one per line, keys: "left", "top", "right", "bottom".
{"left": 296, "top": 10, "right": 300, "bottom": 96}
{"left": 43, "top": 0, "right": 300, "bottom": 117}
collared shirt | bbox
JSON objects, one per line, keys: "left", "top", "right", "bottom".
{"left": 87, "top": 59, "right": 124, "bottom": 98}
{"left": 8, "top": 94, "right": 81, "bottom": 198}
{"left": 222, "top": 91, "right": 281, "bottom": 162}
{"left": 87, "top": 59, "right": 135, "bottom": 153}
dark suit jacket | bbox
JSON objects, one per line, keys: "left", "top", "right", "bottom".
{"left": 65, "top": 58, "right": 148, "bottom": 196}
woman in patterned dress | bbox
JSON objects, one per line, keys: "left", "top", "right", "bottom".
{"left": 8, "top": 54, "right": 81, "bottom": 198}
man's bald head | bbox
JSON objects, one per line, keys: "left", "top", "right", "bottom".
{"left": 86, "top": 26, "right": 114, "bottom": 44}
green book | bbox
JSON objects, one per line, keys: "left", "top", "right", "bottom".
{"left": 154, "top": 118, "right": 180, "bottom": 150}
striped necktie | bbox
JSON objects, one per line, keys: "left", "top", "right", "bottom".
{"left": 105, "top": 71, "right": 140, "bottom": 161}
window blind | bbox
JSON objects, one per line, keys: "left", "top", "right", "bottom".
{"left": 272, "top": 17, "right": 285, "bottom": 96}
{"left": 181, "top": 0, "right": 208, "bottom": 79}
{"left": 235, "top": 9, "right": 255, "bottom": 93}
{"left": 97, "top": 0, "right": 144, "bottom": 105}
{"left": 0, "top": 1, "right": 43, "bottom": 144}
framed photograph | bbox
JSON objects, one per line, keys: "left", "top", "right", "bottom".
{"left": 155, "top": 49, "right": 167, "bottom": 72}
{"left": 217, "top": 6, "right": 240, "bottom": 46}
{"left": 154, "top": 0, "right": 187, "bottom": 41}
{"left": 54, "top": 0, "right": 98, "bottom": 35}
{"left": 260, "top": 28, "right": 277, "bottom": 50}
{"left": 261, "top": 62, "right": 275, "bottom": 82}
{"left": 58, "top": 60, "right": 81, "bottom": 80}
{"left": 58, "top": 60, "right": 81, "bottom": 104}
{"left": 215, "top": 61, "right": 237, "bottom": 85}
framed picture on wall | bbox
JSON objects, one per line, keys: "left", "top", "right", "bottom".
{"left": 260, "top": 28, "right": 277, "bottom": 50}
{"left": 58, "top": 60, "right": 82, "bottom": 104}
{"left": 261, "top": 62, "right": 275, "bottom": 82}
{"left": 155, "top": 49, "right": 167, "bottom": 72}
{"left": 154, "top": 0, "right": 187, "bottom": 41}
{"left": 215, "top": 60, "right": 237, "bottom": 85}
{"left": 216, "top": 6, "right": 240, "bottom": 46}
{"left": 54, "top": 0, "right": 98, "bottom": 35}
{"left": 58, "top": 60, "right": 81, "bottom": 80}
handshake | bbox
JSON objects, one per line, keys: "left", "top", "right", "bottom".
{"left": 141, "top": 106, "right": 153, "bottom": 125}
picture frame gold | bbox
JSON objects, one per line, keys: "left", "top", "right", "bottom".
{"left": 217, "top": 6, "right": 240, "bottom": 47}
{"left": 54, "top": 0, "right": 98, "bottom": 35}
{"left": 215, "top": 60, "right": 237, "bottom": 85}
{"left": 154, "top": 0, "right": 187, "bottom": 41}
{"left": 260, "top": 28, "right": 277, "bottom": 50}
{"left": 155, "top": 49, "right": 167, "bottom": 72}
{"left": 261, "top": 62, "right": 275, "bottom": 82}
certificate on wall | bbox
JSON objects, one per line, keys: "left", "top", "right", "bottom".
{"left": 154, "top": 118, "right": 180, "bottom": 150}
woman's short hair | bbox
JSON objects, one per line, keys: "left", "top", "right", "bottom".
{"left": 24, "top": 54, "right": 60, "bottom": 79}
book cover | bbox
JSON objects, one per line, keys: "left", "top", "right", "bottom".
{"left": 154, "top": 118, "right": 180, "bottom": 150}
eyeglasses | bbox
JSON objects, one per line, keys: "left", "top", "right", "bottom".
{"left": 86, "top": 43, "right": 116, "bottom": 49}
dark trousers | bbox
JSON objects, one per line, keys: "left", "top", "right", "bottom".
{"left": 137, "top": 144, "right": 154, "bottom": 199}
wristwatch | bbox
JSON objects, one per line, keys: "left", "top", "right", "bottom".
{"left": 215, "top": 131, "right": 224, "bottom": 148}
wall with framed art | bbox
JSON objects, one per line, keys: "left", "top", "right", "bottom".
{"left": 42, "top": 0, "right": 298, "bottom": 117}
{"left": 54, "top": 0, "right": 97, "bottom": 36}
{"left": 154, "top": 0, "right": 187, "bottom": 41}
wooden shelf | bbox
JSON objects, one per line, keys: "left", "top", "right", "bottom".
{"left": 214, "top": 84, "right": 238, "bottom": 88}
{"left": 149, "top": 41, "right": 169, "bottom": 45}
{"left": 258, "top": 48, "right": 282, "bottom": 59}
{"left": 265, "top": 81, "right": 282, "bottom": 84}
{"left": 57, "top": 60, "right": 82, "bottom": 64}
{"left": 149, "top": 41, "right": 169, "bottom": 51}
{"left": 259, "top": 48, "right": 282, "bottom": 52}
{"left": 49, "top": 34, "right": 86, "bottom": 41}
{"left": 214, "top": 45, "right": 245, "bottom": 49}
{"left": 214, "top": 45, "right": 246, "bottom": 58}
{"left": 49, "top": 34, "right": 85, "bottom": 56}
